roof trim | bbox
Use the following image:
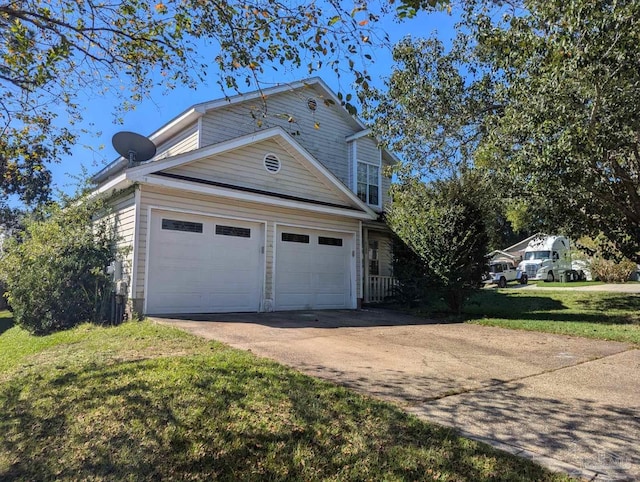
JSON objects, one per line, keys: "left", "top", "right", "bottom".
{"left": 92, "top": 107, "right": 205, "bottom": 183}
{"left": 155, "top": 171, "right": 359, "bottom": 211}
{"left": 91, "top": 172, "right": 132, "bottom": 197}
{"left": 93, "top": 77, "right": 368, "bottom": 184}
{"left": 345, "top": 129, "right": 372, "bottom": 142}
{"left": 125, "top": 126, "right": 377, "bottom": 218}
{"left": 196, "top": 77, "right": 365, "bottom": 130}
{"left": 503, "top": 233, "right": 543, "bottom": 252}
{"left": 138, "top": 174, "right": 375, "bottom": 220}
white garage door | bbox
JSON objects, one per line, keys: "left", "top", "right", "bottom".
{"left": 275, "top": 226, "right": 353, "bottom": 310}
{"left": 147, "top": 210, "right": 263, "bottom": 314}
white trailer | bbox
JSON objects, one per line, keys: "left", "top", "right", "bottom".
{"left": 517, "top": 236, "right": 572, "bottom": 282}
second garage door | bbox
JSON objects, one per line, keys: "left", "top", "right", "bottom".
{"left": 147, "top": 210, "right": 264, "bottom": 314}
{"left": 275, "top": 226, "right": 354, "bottom": 310}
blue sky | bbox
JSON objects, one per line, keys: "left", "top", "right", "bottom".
{"left": 52, "top": 8, "right": 457, "bottom": 195}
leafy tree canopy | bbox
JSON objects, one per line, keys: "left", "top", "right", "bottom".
{"left": 0, "top": 0, "right": 450, "bottom": 222}
{"left": 364, "top": 0, "right": 640, "bottom": 262}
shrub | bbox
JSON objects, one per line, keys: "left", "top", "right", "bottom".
{"left": 0, "top": 195, "right": 119, "bottom": 334}
{"left": 388, "top": 177, "right": 488, "bottom": 314}
{"left": 391, "top": 234, "right": 429, "bottom": 307}
{"left": 590, "top": 258, "right": 637, "bottom": 283}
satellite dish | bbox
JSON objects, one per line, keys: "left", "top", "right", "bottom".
{"left": 112, "top": 131, "right": 157, "bottom": 167}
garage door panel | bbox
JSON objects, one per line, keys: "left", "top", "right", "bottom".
{"left": 147, "top": 211, "right": 263, "bottom": 314}
{"left": 150, "top": 293, "right": 206, "bottom": 312}
{"left": 153, "top": 271, "right": 208, "bottom": 288}
{"left": 315, "top": 293, "right": 348, "bottom": 308}
{"left": 276, "top": 293, "right": 314, "bottom": 310}
{"left": 210, "top": 293, "right": 256, "bottom": 309}
{"left": 275, "top": 226, "right": 353, "bottom": 310}
{"left": 314, "top": 273, "right": 346, "bottom": 290}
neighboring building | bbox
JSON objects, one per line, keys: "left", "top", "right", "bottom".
{"left": 93, "top": 78, "right": 396, "bottom": 315}
{"left": 488, "top": 234, "right": 540, "bottom": 264}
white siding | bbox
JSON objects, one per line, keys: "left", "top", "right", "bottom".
{"left": 108, "top": 189, "right": 136, "bottom": 297}
{"left": 355, "top": 137, "right": 379, "bottom": 165}
{"left": 199, "top": 85, "right": 358, "bottom": 185}
{"left": 369, "top": 232, "right": 394, "bottom": 277}
{"left": 153, "top": 123, "right": 199, "bottom": 161}
{"left": 354, "top": 136, "right": 393, "bottom": 212}
{"left": 381, "top": 171, "right": 392, "bottom": 210}
{"left": 135, "top": 185, "right": 362, "bottom": 308}
{"left": 165, "top": 138, "right": 350, "bottom": 206}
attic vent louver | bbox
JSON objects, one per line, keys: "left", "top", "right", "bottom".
{"left": 264, "top": 153, "right": 281, "bottom": 174}
{"left": 307, "top": 98, "right": 317, "bottom": 111}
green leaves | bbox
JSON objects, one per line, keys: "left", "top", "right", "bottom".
{"left": 365, "top": 0, "right": 640, "bottom": 263}
{"left": 0, "top": 0, "right": 386, "bottom": 214}
{"left": 387, "top": 176, "right": 488, "bottom": 313}
{"left": 0, "top": 192, "right": 120, "bottom": 334}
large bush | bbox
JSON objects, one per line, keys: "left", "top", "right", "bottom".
{"left": 576, "top": 235, "right": 638, "bottom": 283}
{"left": 590, "top": 258, "right": 637, "bottom": 283}
{"left": 0, "top": 196, "right": 119, "bottom": 334}
{"left": 391, "top": 233, "right": 429, "bottom": 307}
{"left": 388, "top": 176, "right": 488, "bottom": 314}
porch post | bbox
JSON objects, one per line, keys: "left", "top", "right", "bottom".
{"left": 363, "top": 227, "right": 369, "bottom": 303}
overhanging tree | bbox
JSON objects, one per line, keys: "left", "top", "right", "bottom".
{"left": 2, "top": 0, "right": 453, "bottom": 220}
{"left": 364, "top": 0, "right": 640, "bottom": 262}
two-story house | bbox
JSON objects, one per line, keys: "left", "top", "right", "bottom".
{"left": 93, "top": 78, "right": 396, "bottom": 315}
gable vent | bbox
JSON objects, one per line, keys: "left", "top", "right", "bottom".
{"left": 307, "top": 97, "right": 317, "bottom": 111}
{"left": 263, "top": 153, "right": 281, "bottom": 173}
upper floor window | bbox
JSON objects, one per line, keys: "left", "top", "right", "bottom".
{"left": 357, "top": 161, "right": 379, "bottom": 206}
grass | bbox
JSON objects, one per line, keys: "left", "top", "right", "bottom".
{"left": 0, "top": 314, "right": 573, "bottom": 481}
{"left": 525, "top": 280, "right": 605, "bottom": 287}
{"left": 413, "top": 290, "right": 640, "bottom": 345}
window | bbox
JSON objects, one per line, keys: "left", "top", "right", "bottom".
{"left": 357, "top": 161, "right": 379, "bottom": 205}
{"left": 319, "top": 236, "right": 343, "bottom": 246}
{"left": 282, "top": 233, "right": 309, "bottom": 243}
{"left": 162, "top": 219, "right": 203, "bottom": 233}
{"left": 368, "top": 239, "right": 379, "bottom": 275}
{"left": 216, "top": 225, "right": 251, "bottom": 238}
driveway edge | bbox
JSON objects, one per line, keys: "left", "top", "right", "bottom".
{"left": 444, "top": 427, "right": 601, "bottom": 481}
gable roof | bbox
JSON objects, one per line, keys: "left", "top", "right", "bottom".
{"left": 98, "top": 126, "right": 377, "bottom": 220}
{"left": 503, "top": 233, "right": 542, "bottom": 253}
{"left": 94, "top": 77, "right": 368, "bottom": 184}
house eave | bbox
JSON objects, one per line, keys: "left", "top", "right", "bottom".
{"left": 133, "top": 174, "right": 376, "bottom": 220}
{"left": 92, "top": 77, "right": 374, "bottom": 185}
{"left": 92, "top": 173, "right": 133, "bottom": 198}
{"left": 124, "top": 126, "right": 377, "bottom": 218}
{"left": 92, "top": 107, "right": 205, "bottom": 184}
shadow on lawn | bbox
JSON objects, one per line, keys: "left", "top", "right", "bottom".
{"left": 581, "top": 295, "right": 640, "bottom": 313}
{"left": 0, "top": 313, "right": 14, "bottom": 336}
{"left": 299, "top": 360, "right": 640, "bottom": 480}
{"left": 464, "top": 292, "right": 640, "bottom": 325}
{"left": 0, "top": 355, "right": 560, "bottom": 481}
{"left": 411, "top": 382, "right": 640, "bottom": 481}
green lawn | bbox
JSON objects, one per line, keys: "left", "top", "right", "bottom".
{"left": 0, "top": 314, "right": 572, "bottom": 481}
{"left": 463, "top": 290, "right": 640, "bottom": 345}
{"left": 524, "top": 280, "right": 605, "bottom": 288}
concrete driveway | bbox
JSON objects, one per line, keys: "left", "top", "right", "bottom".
{"left": 153, "top": 309, "right": 639, "bottom": 481}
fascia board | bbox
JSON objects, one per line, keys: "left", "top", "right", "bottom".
{"left": 137, "top": 174, "right": 375, "bottom": 220}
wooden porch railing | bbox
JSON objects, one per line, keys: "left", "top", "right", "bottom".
{"left": 367, "top": 275, "right": 397, "bottom": 303}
